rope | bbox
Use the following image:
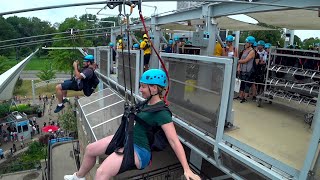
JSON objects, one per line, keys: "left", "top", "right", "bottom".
{"left": 123, "top": 2, "right": 135, "bottom": 105}
{"left": 118, "top": 8, "right": 128, "bottom": 103}
{"left": 138, "top": 8, "right": 170, "bottom": 104}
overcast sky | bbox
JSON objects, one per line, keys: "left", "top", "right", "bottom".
{"left": 2, "top": 0, "right": 319, "bottom": 41}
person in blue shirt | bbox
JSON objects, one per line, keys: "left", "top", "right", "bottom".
{"left": 165, "top": 39, "right": 174, "bottom": 53}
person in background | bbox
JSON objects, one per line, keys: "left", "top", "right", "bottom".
{"left": 238, "top": 36, "right": 256, "bottom": 103}
{"left": 165, "top": 39, "right": 174, "bottom": 53}
{"left": 255, "top": 40, "right": 268, "bottom": 96}
{"left": 214, "top": 42, "right": 223, "bottom": 56}
{"left": 109, "top": 42, "right": 117, "bottom": 74}
{"left": 133, "top": 43, "right": 140, "bottom": 50}
{"left": 140, "top": 34, "right": 152, "bottom": 72}
{"left": 223, "top": 35, "right": 238, "bottom": 58}
{"left": 117, "top": 39, "right": 124, "bottom": 50}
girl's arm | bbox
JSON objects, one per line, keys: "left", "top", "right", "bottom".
{"left": 162, "top": 122, "right": 200, "bottom": 180}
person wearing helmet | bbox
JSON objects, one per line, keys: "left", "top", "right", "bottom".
{"left": 264, "top": 43, "right": 271, "bottom": 61}
{"left": 256, "top": 40, "right": 267, "bottom": 64}
{"left": 237, "top": 36, "right": 256, "bottom": 103}
{"left": 117, "top": 39, "right": 124, "bottom": 50}
{"left": 165, "top": 39, "right": 174, "bottom": 53}
{"left": 133, "top": 43, "right": 140, "bottom": 50}
{"left": 214, "top": 42, "right": 223, "bottom": 56}
{"left": 223, "top": 35, "right": 238, "bottom": 58}
{"left": 64, "top": 69, "right": 201, "bottom": 180}
{"left": 254, "top": 40, "right": 268, "bottom": 97}
{"left": 109, "top": 42, "right": 117, "bottom": 74}
{"left": 140, "top": 34, "right": 152, "bottom": 71}
{"left": 54, "top": 55, "right": 96, "bottom": 113}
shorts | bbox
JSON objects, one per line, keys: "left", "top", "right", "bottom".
{"left": 134, "top": 144, "right": 151, "bottom": 169}
{"left": 144, "top": 54, "right": 151, "bottom": 66}
{"left": 61, "top": 79, "right": 81, "bottom": 91}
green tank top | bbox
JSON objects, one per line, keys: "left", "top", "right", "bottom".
{"left": 133, "top": 101, "right": 172, "bottom": 151}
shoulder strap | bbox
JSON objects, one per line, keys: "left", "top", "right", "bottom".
{"left": 135, "top": 103, "right": 172, "bottom": 128}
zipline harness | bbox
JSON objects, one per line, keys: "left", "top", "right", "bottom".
{"left": 105, "top": 0, "right": 172, "bottom": 175}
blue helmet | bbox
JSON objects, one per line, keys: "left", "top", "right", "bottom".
{"left": 109, "top": 42, "right": 114, "bottom": 47}
{"left": 133, "top": 43, "right": 140, "bottom": 49}
{"left": 174, "top": 35, "right": 179, "bottom": 41}
{"left": 264, "top": 43, "right": 271, "bottom": 49}
{"left": 257, "top": 40, "right": 265, "bottom": 47}
{"left": 253, "top": 42, "right": 257, "bottom": 47}
{"left": 168, "top": 39, "right": 173, "bottom": 45}
{"left": 140, "top": 69, "right": 167, "bottom": 87}
{"left": 245, "top": 36, "right": 256, "bottom": 44}
{"left": 84, "top": 54, "right": 94, "bottom": 62}
{"left": 226, "top": 35, "right": 234, "bottom": 42}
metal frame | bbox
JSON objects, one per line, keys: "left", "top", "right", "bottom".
{"left": 299, "top": 92, "right": 320, "bottom": 179}
{"left": 116, "top": 49, "right": 143, "bottom": 95}
{"left": 223, "top": 135, "right": 299, "bottom": 178}
{"left": 3, "top": 0, "right": 317, "bottom": 179}
{"left": 82, "top": 49, "right": 320, "bottom": 179}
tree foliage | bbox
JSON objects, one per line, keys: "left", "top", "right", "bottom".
{"left": 303, "top": 37, "right": 320, "bottom": 49}
{"left": 58, "top": 106, "right": 78, "bottom": 133}
{"left": 0, "top": 56, "right": 10, "bottom": 74}
{"left": 36, "top": 62, "right": 56, "bottom": 82}
{"left": 240, "top": 26, "right": 285, "bottom": 47}
{"left": 49, "top": 17, "right": 93, "bottom": 74}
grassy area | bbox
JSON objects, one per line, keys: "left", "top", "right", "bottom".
{"left": 13, "top": 80, "right": 84, "bottom": 98}
{"left": 5, "top": 56, "right": 58, "bottom": 71}
{"left": 24, "top": 56, "right": 56, "bottom": 71}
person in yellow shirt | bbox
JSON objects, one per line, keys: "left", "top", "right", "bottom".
{"left": 214, "top": 42, "right": 223, "bottom": 56}
{"left": 140, "top": 34, "right": 152, "bottom": 71}
{"left": 117, "top": 39, "right": 123, "bottom": 50}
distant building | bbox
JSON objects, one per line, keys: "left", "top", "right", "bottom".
{"left": 1, "top": 111, "right": 32, "bottom": 141}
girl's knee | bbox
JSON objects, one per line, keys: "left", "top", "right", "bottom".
{"left": 96, "top": 167, "right": 111, "bottom": 179}
{"left": 56, "top": 84, "right": 61, "bottom": 91}
{"left": 85, "top": 143, "right": 96, "bottom": 155}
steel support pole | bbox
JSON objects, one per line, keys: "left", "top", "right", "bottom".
{"left": 234, "top": 31, "right": 240, "bottom": 52}
{"left": 150, "top": 16, "right": 160, "bottom": 69}
{"left": 32, "top": 80, "right": 36, "bottom": 105}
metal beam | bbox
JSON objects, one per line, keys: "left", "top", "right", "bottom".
{"left": 157, "top": 8, "right": 203, "bottom": 25}
{"left": 1, "top": 0, "right": 318, "bottom": 16}
{"left": 211, "top": 0, "right": 320, "bottom": 17}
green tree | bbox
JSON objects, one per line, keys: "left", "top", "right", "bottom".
{"left": 36, "top": 62, "right": 56, "bottom": 88}
{"left": 58, "top": 106, "right": 78, "bottom": 133}
{"left": 303, "top": 37, "right": 320, "bottom": 50}
{"left": 49, "top": 17, "right": 93, "bottom": 75}
{"left": 240, "top": 24, "right": 285, "bottom": 47}
{"left": 0, "top": 17, "right": 18, "bottom": 56}
{"left": 294, "top": 35, "right": 302, "bottom": 47}
{"left": 0, "top": 56, "right": 10, "bottom": 74}
{"left": 20, "top": 141, "right": 47, "bottom": 162}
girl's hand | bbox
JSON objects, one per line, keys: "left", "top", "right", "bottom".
{"left": 184, "top": 169, "right": 201, "bottom": 180}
